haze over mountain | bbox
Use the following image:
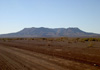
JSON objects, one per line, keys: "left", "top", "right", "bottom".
{"left": 0, "top": 27, "right": 100, "bottom": 38}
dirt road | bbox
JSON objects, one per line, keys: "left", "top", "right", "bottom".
{"left": 0, "top": 45, "right": 99, "bottom": 70}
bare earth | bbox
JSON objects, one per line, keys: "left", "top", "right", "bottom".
{"left": 0, "top": 38, "right": 100, "bottom": 70}
{"left": 0, "top": 45, "right": 99, "bottom": 70}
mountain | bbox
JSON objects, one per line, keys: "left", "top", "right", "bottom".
{"left": 0, "top": 27, "right": 100, "bottom": 38}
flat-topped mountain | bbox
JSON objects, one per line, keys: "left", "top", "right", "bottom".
{"left": 0, "top": 27, "right": 100, "bottom": 38}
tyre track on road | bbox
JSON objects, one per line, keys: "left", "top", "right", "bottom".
{"left": 0, "top": 46, "right": 67, "bottom": 70}
{"left": 6, "top": 46, "right": 98, "bottom": 70}
{"left": 0, "top": 45, "right": 99, "bottom": 70}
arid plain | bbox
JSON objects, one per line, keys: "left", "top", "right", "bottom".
{"left": 0, "top": 37, "right": 100, "bottom": 70}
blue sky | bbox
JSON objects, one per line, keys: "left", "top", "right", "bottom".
{"left": 0, "top": 0, "right": 100, "bottom": 34}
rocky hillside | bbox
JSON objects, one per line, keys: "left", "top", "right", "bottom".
{"left": 0, "top": 27, "right": 99, "bottom": 37}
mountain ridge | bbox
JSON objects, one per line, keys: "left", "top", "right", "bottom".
{"left": 0, "top": 27, "right": 100, "bottom": 38}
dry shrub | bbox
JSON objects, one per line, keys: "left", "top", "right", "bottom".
{"left": 88, "top": 43, "right": 94, "bottom": 48}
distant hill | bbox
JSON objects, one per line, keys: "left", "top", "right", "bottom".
{"left": 0, "top": 27, "right": 100, "bottom": 38}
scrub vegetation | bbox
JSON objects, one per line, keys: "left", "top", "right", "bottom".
{"left": 0, "top": 37, "right": 100, "bottom": 70}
